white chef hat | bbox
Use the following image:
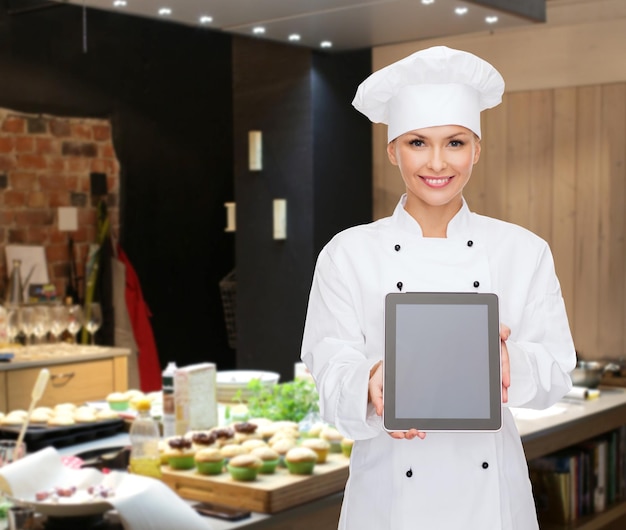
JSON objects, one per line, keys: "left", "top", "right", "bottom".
{"left": 352, "top": 46, "right": 505, "bottom": 141}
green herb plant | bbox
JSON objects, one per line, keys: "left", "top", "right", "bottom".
{"left": 236, "top": 378, "right": 320, "bottom": 423}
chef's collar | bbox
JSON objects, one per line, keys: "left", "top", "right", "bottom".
{"left": 394, "top": 194, "right": 473, "bottom": 238}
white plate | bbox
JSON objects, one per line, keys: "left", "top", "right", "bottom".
{"left": 216, "top": 370, "right": 280, "bottom": 385}
{"left": 216, "top": 370, "right": 279, "bottom": 403}
{"left": 10, "top": 495, "right": 113, "bottom": 517}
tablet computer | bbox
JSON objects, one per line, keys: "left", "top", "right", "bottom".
{"left": 383, "top": 292, "right": 502, "bottom": 432}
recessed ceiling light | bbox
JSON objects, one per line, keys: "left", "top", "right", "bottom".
{"left": 421, "top": 0, "right": 435, "bottom": 5}
{"left": 485, "top": 15, "right": 498, "bottom": 24}
{"left": 252, "top": 26, "right": 266, "bottom": 35}
{"left": 320, "top": 41, "right": 332, "bottom": 48}
{"left": 113, "top": 0, "right": 126, "bottom": 7}
{"left": 158, "top": 7, "right": 172, "bottom": 16}
{"left": 288, "top": 34, "right": 301, "bottom": 42}
{"left": 455, "top": 7, "right": 468, "bottom": 15}
{"left": 199, "top": 15, "right": 213, "bottom": 25}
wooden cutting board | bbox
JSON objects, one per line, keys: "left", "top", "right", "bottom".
{"left": 160, "top": 453, "right": 350, "bottom": 513}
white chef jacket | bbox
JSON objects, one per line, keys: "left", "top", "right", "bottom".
{"left": 301, "top": 195, "right": 576, "bottom": 530}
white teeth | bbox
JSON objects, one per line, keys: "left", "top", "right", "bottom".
{"left": 424, "top": 177, "right": 450, "bottom": 185}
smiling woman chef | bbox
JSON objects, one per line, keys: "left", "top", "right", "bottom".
{"left": 301, "top": 46, "right": 576, "bottom": 529}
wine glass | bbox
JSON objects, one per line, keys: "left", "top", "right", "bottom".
{"left": 32, "top": 305, "right": 51, "bottom": 344}
{"left": 19, "top": 306, "right": 35, "bottom": 347}
{"left": 49, "top": 305, "right": 69, "bottom": 343}
{"left": 67, "top": 304, "right": 84, "bottom": 343}
{"left": 85, "top": 302, "right": 102, "bottom": 345}
{"left": 6, "top": 308, "right": 20, "bottom": 344}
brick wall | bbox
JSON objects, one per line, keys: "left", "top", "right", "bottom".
{"left": 0, "top": 108, "right": 120, "bottom": 302}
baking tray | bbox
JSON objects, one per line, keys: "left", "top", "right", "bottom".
{"left": 0, "top": 419, "right": 125, "bottom": 452}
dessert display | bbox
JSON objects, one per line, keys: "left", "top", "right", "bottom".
{"left": 300, "top": 438, "right": 330, "bottom": 464}
{"left": 34, "top": 483, "right": 116, "bottom": 504}
{"left": 341, "top": 437, "right": 354, "bottom": 457}
{"left": 285, "top": 447, "right": 318, "bottom": 475}
{"left": 194, "top": 448, "right": 224, "bottom": 475}
{"left": 164, "top": 437, "right": 196, "bottom": 470}
{"left": 227, "top": 454, "right": 263, "bottom": 481}
{"left": 106, "top": 392, "right": 130, "bottom": 411}
{"left": 250, "top": 446, "right": 280, "bottom": 474}
{"left": 320, "top": 426, "right": 344, "bottom": 453}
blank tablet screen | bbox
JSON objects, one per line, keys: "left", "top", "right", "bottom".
{"left": 383, "top": 292, "right": 502, "bottom": 432}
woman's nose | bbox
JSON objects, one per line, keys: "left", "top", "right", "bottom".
{"left": 427, "top": 148, "right": 447, "bottom": 172}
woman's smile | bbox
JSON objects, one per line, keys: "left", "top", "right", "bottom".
{"left": 421, "top": 176, "right": 453, "bottom": 188}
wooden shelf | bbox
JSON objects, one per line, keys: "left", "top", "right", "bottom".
{"left": 518, "top": 388, "right": 626, "bottom": 530}
{"left": 541, "top": 501, "right": 626, "bottom": 530}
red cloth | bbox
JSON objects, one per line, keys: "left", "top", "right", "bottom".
{"left": 117, "top": 245, "right": 162, "bottom": 392}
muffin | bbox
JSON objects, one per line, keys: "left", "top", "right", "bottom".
{"left": 47, "top": 414, "right": 76, "bottom": 427}
{"left": 320, "top": 426, "right": 343, "bottom": 453}
{"left": 250, "top": 446, "right": 280, "bottom": 474}
{"left": 221, "top": 443, "right": 248, "bottom": 462}
{"left": 165, "top": 437, "right": 196, "bottom": 470}
{"left": 240, "top": 439, "right": 268, "bottom": 452}
{"left": 96, "top": 408, "right": 121, "bottom": 421}
{"left": 106, "top": 392, "right": 130, "bottom": 411}
{"left": 195, "top": 448, "right": 224, "bottom": 475}
{"left": 341, "top": 438, "right": 354, "bottom": 457}
{"left": 227, "top": 454, "right": 263, "bottom": 481}
{"left": 54, "top": 403, "right": 77, "bottom": 414}
{"left": 285, "top": 447, "right": 318, "bottom": 475}
{"left": 270, "top": 437, "right": 297, "bottom": 466}
{"left": 300, "top": 438, "right": 330, "bottom": 464}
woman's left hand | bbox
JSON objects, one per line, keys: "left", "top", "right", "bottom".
{"left": 500, "top": 323, "right": 511, "bottom": 403}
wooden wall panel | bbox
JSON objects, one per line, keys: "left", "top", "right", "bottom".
{"left": 599, "top": 84, "right": 626, "bottom": 357}
{"left": 550, "top": 88, "right": 577, "bottom": 323}
{"left": 376, "top": 82, "right": 626, "bottom": 362}
{"left": 573, "top": 86, "right": 603, "bottom": 357}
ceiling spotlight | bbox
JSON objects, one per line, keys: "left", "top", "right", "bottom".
{"left": 252, "top": 26, "right": 266, "bottom": 35}
{"left": 199, "top": 16, "right": 213, "bottom": 24}
{"left": 421, "top": 0, "right": 435, "bottom": 5}
{"left": 113, "top": 0, "right": 126, "bottom": 7}
{"left": 320, "top": 41, "right": 332, "bottom": 48}
{"left": 158, "top": 7, "right": 172, "bottom": 16}
{"left": 288, "top": 34, "right": 301, "bottom": 42}
{"left": 485, "top": 15, "right": 498, "bottom": 24}
{"left": 455, "top": 7, "right": 468, "bottom": 15}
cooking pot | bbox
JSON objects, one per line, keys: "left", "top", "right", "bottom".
{"left": 570, "top": 360, "right": 620, "bottom": 388}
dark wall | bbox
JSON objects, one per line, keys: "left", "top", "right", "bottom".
{"left": 0, "top": 3, "right": 372, "bottom": 381}
{"left": 232, "top": 37, "right": 372, "bottom": 381}
{"left": 0, "top": 4, "right": 236, "bottom": 371}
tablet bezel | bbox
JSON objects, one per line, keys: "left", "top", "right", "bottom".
{"left": 383, "top": 292, "right": 502, "bottom": 432}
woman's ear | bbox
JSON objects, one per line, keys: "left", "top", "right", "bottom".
{"left": 473, "top": 138, "right": 482, "bottom": 165}
{"left": 387, "top": 141, "right": 398, "bottom": 166}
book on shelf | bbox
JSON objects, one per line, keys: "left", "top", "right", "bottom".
{"left": 529, "top": 425, "right": 626, "bottom": 524}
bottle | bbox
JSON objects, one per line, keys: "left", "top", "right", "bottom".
{"left": 0, "top": 304, "right": 7, "bottom": 344}
{"left": 129, "top": 399, "right": 162, "bottom": 479}
{"left": 162, "top": 362, "right": 177, "bottom": 438}
{"left": 6, "top": 260, "right": 24, "bottom": 307}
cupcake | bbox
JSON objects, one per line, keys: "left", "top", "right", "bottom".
{"left": 106, "top": 392, "right": 130, "bottom": 411}
{"left": 166, "top": 437, "right": 196, "bottom": 470}
{"left": 320, "top": 426, "right": 343, "bottom": 453}
{"left": 341, "top": 438, "right": 354, "bottom": 457}
{"left": 195, "top": 448, "right": 224, "bottom": 475}
{"left": 227, "top": 454, "right": 263, "bottom": 481}
{"left": 269, "top": 437, "right": 297, "bottom": 466}
{"left": 240, "top": 439, "right": 268, "bottom": 452}
{"left": 285, "top": 447, "right": 318, "bottom": 475}
{"left": 221, "top": 443, "right": 248, "bottom": 463}
{"left": 190, "top": 431, "right": 218, "bottom": 450}
{"left": 96, "top": 408, "right": 121, "bottom": 421}
{"left": 300, "top": 438, "right": 330, "bottom": 464}
{"left": 250, "top": 446, "right": 280, "bottom": 474}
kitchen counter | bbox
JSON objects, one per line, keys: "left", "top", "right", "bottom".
{"left": 47, "top": 387, "right": 626, "bottom": 530}
{"left": 0, "top": 344, "right": 130, "bottom": 411}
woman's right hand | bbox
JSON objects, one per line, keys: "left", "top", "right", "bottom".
{"left": 369, "top": 361, "right": 426, "bottom": 440}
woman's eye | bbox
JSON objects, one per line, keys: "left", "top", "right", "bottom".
{"left": 409, "top": 139, "right": 424, "bottom": 147}
{"left": 449, "top": 140, "right": 464, "bottom": 147}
